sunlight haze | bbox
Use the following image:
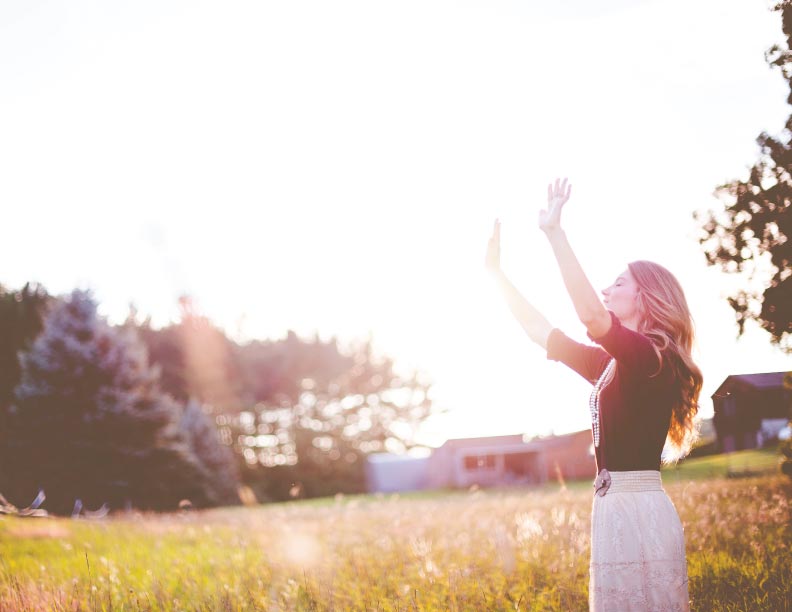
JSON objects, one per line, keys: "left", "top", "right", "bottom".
{"left": 2, "top": 0, "right": 790, "bottom": 447}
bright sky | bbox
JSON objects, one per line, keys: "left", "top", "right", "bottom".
{"left": 2, "top": 0, "right": 791, "bottom": 447}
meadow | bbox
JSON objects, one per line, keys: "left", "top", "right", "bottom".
{"left": 1, "top": 453, "right": 790, "bottom": 611}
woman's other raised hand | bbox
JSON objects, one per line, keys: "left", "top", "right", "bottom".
{"left": 485, "top": 218, "right": 501, "bottom": 273}
{"left": 539, "top": 177, "right": 572, "bottom": 236}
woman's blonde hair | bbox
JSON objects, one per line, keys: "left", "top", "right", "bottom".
{"left": 627, "top": 260, "right": 703, "bottom": 462}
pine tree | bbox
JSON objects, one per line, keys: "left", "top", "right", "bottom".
{"left": 8, "top": 289, "right": 238, "bottom": 513}
{"left": 0, "top": 282, "right": 51, "bottom": 410}
{"left": 0, "top": 282, "right": 51, "bottom": 492}
{"left": 179, "top": 400, "right": 240, "bottom": 505}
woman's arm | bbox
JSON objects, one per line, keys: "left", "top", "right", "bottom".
{"left": 539, "top": 179, "right": 611, "bottom": 338}
{"left": 485, "top": 219, "right": 553, "bottom": 349}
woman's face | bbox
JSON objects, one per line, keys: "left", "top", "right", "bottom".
{"left": 602, "top": 269, "right": 641, "bottom": 329}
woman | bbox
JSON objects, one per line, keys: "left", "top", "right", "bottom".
{"left": 485, "top": 178, "right": 701, "bottom": 611}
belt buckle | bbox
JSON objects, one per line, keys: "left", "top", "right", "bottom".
{"left": 594, "top": 469, "right": 611, "bottom": 497}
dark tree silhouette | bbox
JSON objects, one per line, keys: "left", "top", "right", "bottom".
{"left": 695, "top": 2, "right": 792, "bottom": 352}
{"left": 0, "top": 283, "right": 52, "bottom": 497}
{"left": 7, "top": 289, "right": 239, "bottom": 513}
{"left": 0, "top": 283, "right": 51, "bottom": 411}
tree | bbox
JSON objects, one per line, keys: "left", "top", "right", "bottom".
{"left": 132, "top": 302, "right": 436, "bottom": 500}
{"left": 0, "top": 283, "right": 52, "bottom": 490}
{"left": 179, "top": 399, "right": 240, "bottom": 505}
{"left": 0, "top": 283, "right": 51, "bottom": 409}
{"left": 229, "top": 333, "right": 435, "bottom": 500}
{"left": 6, "top": 289, "right": 239, "bottom": 514}
{"left": 133, "top": 297, "right": 246, "bottom": 409}
{"left": 695, "top": 1, "right": 792, "bottom": 351}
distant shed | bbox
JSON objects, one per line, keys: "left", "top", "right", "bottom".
{"left": 365, "top": 454, "right": 429, "bottom": 493}
{"left": 712, "top": 372, "right": 791, "bottom": 452}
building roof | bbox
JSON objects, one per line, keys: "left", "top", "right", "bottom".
{"left": 437, "top": 434, "right": 525, "bottom": 450}
{"left": 711, "top": 372, "right": 790, "bottom": 398}
{"left": 437, "top": 429, "right": 590, "bottom": 453}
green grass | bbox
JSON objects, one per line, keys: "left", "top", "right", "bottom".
{"left": 662, "top": 447, "right": 782, "bottom": 482}
{"left": 1, "top": 466, "right": 790, "bottom": 611}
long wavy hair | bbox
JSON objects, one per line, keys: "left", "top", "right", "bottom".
{"left": 627, "top": 260, "right": 703, "bottom": 462}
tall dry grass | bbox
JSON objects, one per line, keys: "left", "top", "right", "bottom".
{"left": 0, "top": 475, "right": 789, "bottom": 611}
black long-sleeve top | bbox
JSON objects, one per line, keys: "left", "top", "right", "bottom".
{"left": 546, "top": 311, "right": 675, "bottom": 472}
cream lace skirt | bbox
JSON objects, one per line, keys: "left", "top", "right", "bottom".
{"left": 589, "top": 470, "right": 689, "bottom": 612}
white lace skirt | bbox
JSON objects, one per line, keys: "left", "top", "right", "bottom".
{"left": 589, "top": 470, "right": 689, "bottom": 612}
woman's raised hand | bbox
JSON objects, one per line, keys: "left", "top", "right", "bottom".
{"left": 485, "top": 219, "right": 501, "bottom": 273}
{"left": 539, "top": 177, "right": 572, "bottom": 235}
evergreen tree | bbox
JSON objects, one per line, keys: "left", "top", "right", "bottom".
{"left": 0, "top": 282, "right": 51, "bottom": 410}
{"left": 0, "top": 282, "right": 51, "bottom": 490}
{"left": 179, "top": 400, "right": 240, "bottom": 505}
{"left": 8, "top": 289, "right": 238, "bottom": 513}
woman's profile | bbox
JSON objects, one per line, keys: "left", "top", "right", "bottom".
{"left": 485, "top": 178, "right": 701, "bottom": 611}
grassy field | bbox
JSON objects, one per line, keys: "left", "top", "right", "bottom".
{"left": 1, "top": 459, "right": 790, "bottom": 611}
{"left": 663, "top": 447, "right": 783, "bottom": 482}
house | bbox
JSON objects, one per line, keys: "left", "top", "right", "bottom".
{"left": 365, "top": 429, "right": 596, "bottom": 493}
{"left": 712, "top": 372, "right": 791, "bottom": 452}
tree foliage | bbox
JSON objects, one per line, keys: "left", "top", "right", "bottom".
{"left": 0, "top": 283, "right": 51, "bottom": 491}
{"left": 136, "top": 314, "right": 436, "bottom": 501}
{"left": 695, "top": 1, "right": 792, "bottom": 351}
{"left": 0, "top": 283, "right": 51, "bottom": 410}
{"left": 179, "top": 399, "right": 240, "bottom": 505}
{"left": 133, "top": 297, "right": 245, "bottom": 408}
{"left": 5, "top": 289, "right": 239, "bottom": 514}
{"left": 0, "top": 280, "right": 435, "bottom": 506}
{"left": 233, "top": 334, "right": 434, "bottom": 500}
